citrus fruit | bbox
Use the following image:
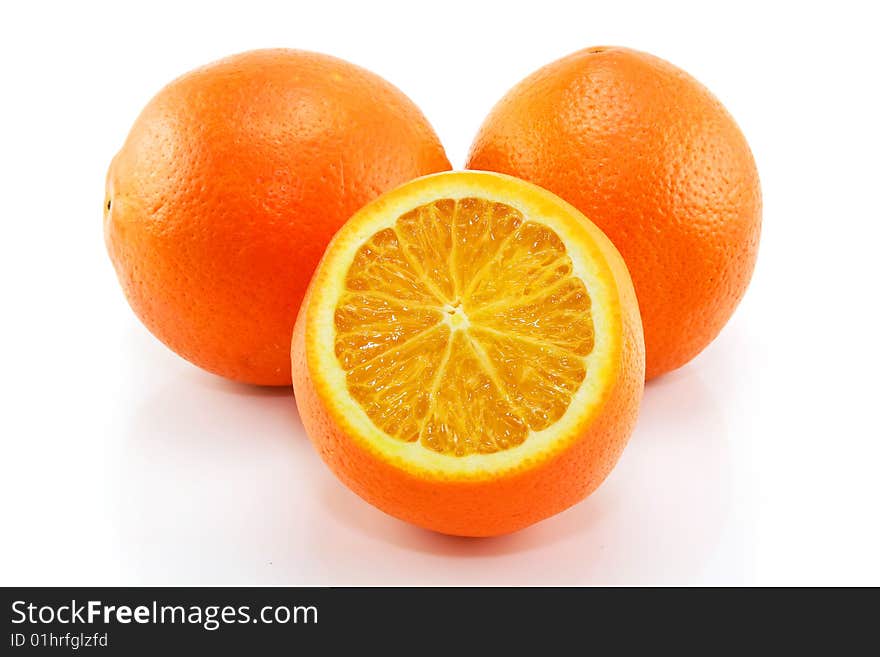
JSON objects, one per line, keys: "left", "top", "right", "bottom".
{"left": 292, "top": 171, "right": 644, "bottom": 536}
{"left": 105, "top": 49, "right": 450, "bottom": 385}
{"left": 467, "top": 46, "right": 761, "bottom": 380}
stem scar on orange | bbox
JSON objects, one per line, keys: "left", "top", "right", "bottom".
{"left": 467, "top": 46, "right": 761, "bottom": 380}
{"left": 105, "top": 49, "right": 450, "bottom": 385}
{"left": 292, "top": 171, "right": 645, "bottom": 537}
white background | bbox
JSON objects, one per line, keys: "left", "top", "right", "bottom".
{"left": 2, "top": 0, "right": 878, "bottom": 586}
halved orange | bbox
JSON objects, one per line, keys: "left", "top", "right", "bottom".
{"left": 292, "top": 171, "right": 645, "bottom": 536}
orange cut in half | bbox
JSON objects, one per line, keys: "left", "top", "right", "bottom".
{"left": 292, "top": 171, "right": 645, "bottom": 536}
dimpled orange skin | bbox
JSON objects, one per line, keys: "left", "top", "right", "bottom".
{"left": 105, "top": 49, "right": 450, "bottom": 385}
{"left": 467, "top": 46, "right": 761, "bottom": 380}
{"left": 291, "top": 186, "right": 644, "bottom": 537}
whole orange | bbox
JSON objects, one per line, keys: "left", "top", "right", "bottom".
{"left": 467, "top": 46, "right": 761, "bottom": 379}
{"left": 105, "top": 49, "right": 450, "bottom": 385}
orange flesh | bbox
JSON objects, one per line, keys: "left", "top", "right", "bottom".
{"left": 333, "top": 198, "right": 594, "bottom": 456}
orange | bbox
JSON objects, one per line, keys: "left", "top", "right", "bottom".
{"left": 292, "top": 171, "right": 644, "bottom": 536}
{"left": 467, "top": 46, "right": 761, "bottom": 379}
{"left": 105, "top": 49, "right": 450, "bottom": 385}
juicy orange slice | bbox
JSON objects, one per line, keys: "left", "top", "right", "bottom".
{"left": 336, "top": 197, "right": 595, "bottom": 456}
{"left": 293, "top": 171, "right": 645, "bottom": 536}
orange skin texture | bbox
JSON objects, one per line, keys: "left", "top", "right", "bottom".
{"left": 105, "top": 49, "right": 450, "bottom": 385}
{"left": 291, "top": 223, "right": 644, "bottom": 537}
{"left": 467, "top": 46, "right": 761, "bottom": 379}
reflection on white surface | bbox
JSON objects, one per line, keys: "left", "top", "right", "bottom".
{"left": 112, "top": 337, "right": 743, "bottom": 585}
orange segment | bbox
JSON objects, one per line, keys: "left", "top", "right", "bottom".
{"left": 395, "top": 199, "right": 456, "bottom": 302}
{"left": 465, "top": 220, "right": 573, "bottom": 308}
{"left": 293, "top": 171, "right": 645, "bottom": 536}
{"left": 452, "top": 198, "right": 523, "bottom": 295}
{"left": 472, "top": 276, "right": 595, "bottom": 355}
{"left": 333, "top": 292, "right": 442, "bottom": 370}
{"left": 420, "top": 331, "right": 528, "bottom": 456}
{"left": 344, "top": 228, "right": 441, "bottom": 304}
{"left": 469, "top": 326, "right": 587, "bottom": 431}
{"left": 344, "top": 324, "right": 450, "bottom": 443}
